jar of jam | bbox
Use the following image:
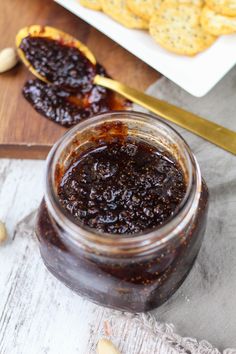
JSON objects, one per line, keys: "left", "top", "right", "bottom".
{"left": 36, "top": 111, "right": 208, "bottom": 312}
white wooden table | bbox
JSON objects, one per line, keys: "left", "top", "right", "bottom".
{"left": 0, "top": 159, "right": 103, "bottom": 354}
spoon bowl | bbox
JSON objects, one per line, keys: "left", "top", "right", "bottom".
{"left": 16, "top": 25, "right": 96, "bottom": 85}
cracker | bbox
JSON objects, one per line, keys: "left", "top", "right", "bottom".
{"left": 127, "top": 0, "right": 155, "bottom": 20}
{"left": 206, "top": 0, "right": 236, "bottom": 16}
{"left": 178, "top": 0, "right": 204, "bottom": 6}
{"left": 79, "top": 0, "right": 102, "bottom": 10}
{"left": 101, "top": 0, "right": 149, "bottom": 29}
{"left": 149, "top": 3, "right": 217, "bottom": 56}
{"left": 162, "top": 0, "right": 204, "bottom": 6}
{"left": 201, "top": 5, "right": 236, "bottom": 34}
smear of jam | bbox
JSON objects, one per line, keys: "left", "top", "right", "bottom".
{"left": 57, "top": 138, "right": 186, "bottom": 234}
{"left": 20, "top": 36, "right": 130, "bottom": 126}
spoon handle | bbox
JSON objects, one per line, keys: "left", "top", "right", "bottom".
{"left": 94, "top": 75, "right": 236, "bottom": 155}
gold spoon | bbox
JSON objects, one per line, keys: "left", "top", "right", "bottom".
{"left": 16, "top": 25, "right": 236, "bottom": 155}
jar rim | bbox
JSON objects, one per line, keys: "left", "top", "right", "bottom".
{"left": 45, "top": 111, "right": 202, "bottom": 255}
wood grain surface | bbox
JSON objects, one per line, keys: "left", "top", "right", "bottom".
{"left": 0, "top": 0, "right": 159, "bottom": 160}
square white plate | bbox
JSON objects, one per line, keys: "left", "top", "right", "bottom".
{"left": 55, "top": 0, "right": 236, "bottom": 97}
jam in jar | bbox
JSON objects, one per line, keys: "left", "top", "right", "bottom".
{"left": 36, "top": 111, "right": 208, "bottom": 312}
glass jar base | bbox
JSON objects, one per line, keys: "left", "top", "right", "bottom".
{"left": 41, "top": 250, "right": 199, "bottom": 313}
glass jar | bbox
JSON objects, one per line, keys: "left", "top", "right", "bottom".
{"left": 36, "top": 111, "right": 208, "bottom": 312}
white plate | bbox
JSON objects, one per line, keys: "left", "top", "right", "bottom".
{"left": 55, "top": 0, "right": 236, "bottom": 97}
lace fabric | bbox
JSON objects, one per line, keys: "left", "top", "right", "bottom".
{"left": 89, "top": 313, "right": 236, "bottom": 354}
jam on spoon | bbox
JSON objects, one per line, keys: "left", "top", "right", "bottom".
{"left": 20, "top": 36, "right": 96, "bottom": 93}
{"left": 17, "top": 27, "right": 130, "bottom": 126}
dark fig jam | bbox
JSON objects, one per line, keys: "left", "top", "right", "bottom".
{"left": 20, "top": 36, "right": 95, "bottom": 92}
{"left": 35, "top": 113, "right": 209, "bottom": 312}
{"left": 22, "top": 66, "right": 127, "bottom": 127}
{"left": 58, "top": 139, "right": 186, "bottom": 234}
{"left": 20, "top": 36, "right": 130, "bottom": 126}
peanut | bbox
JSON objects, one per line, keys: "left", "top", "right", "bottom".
{"left": 97, "top": 338, "right": 121, "bottom": 354}
{"left": 0, "top": 221, "right": 7, "bottom": 244}
{"left": 0, "top": 48, "right": 18, "bottom": 73}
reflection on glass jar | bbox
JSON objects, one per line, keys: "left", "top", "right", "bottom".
{"left": 36, "top": 111, "right": 208, "bottom": 312}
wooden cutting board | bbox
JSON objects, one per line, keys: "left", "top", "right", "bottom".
{"left": 0, "top": 0, "right": 159, "bottom": 159}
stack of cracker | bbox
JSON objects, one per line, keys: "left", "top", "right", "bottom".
{"left": 79, "top": 0, "right": 236, "bottom": 56}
